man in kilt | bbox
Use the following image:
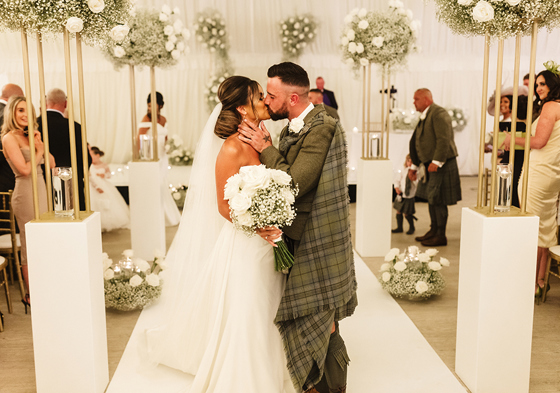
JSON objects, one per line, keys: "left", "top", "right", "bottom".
{"left": 409, "top": 88, "right": 462, "bottom": 247}
{"left": 239, "top": 62, "right": 357, "bottom": 393}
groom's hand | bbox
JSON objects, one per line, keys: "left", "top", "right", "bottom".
{"left": 238, "top": 119, "right": 272, "bottom": 153}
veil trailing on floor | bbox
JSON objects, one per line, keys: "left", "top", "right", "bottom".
{"left": 145, "top": 104, "right": 225, "bottom": 369}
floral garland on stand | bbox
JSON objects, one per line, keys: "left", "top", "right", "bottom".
{"left": 434, "top": 0, "right": 560, "bottom": 38}
{"left": 166, "top": 134, "right": 194, "bottom": 166}
{"left": 340, "top": 1, "right": 421, "bottom": 70}
{"left": 105, "top": 5, "right": 189, "bottom": 68}
{"left": 0, "top": 0, "right": 132, "bottom": 48}
{"left": 379, "top": 246, "right": 449, "bottom": 300}
{"left": 279, "top": 15, "right": 317, "bottom": 61}
{"left": 103, "top": 249, "right": 166, "bottom": 311}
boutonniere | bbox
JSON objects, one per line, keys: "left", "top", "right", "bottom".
{"left": 419, "top": 112, "right": 427, "bottom": 121}
{"left": 289, "top": 118, "right": 305, "bottom": 134}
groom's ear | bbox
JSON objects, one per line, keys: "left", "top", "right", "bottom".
{"left": 289, "top": 93, "right": 300, "bottom": 107}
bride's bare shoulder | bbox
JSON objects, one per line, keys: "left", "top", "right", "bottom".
{"left": 219, "top": 133, "right": 259, "bottom": 161}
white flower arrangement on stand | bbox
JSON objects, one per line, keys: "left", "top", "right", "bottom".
{"left": 205, "top": 71, "right": 231, "bottom": 112}
{"left": 447, "top": 107, "right": 468, "bottom": 132}
{"left": 194, "top": 9, "right": 229, "bottom": 61}
{"left": 279, "top": 14, "right": 317, "bottom": 61}
{"left": 103, "top": 249, "right": 166, "bottom": 311}
{"left": 378, "top": 246, "right": 449, "bottom": 300}
{"left": 0, "top": 0, "right": 133, "bottom": 48}
{"left": 340, "top": 2, "right": 421, "bottom": 71}
{"left": 391, "top": 108, "right": 420, "bottom": 132}
{"left": 166, "top": 134, "right": 194, "bottom": 166}
{"left": 105, "top": 5, "right": 189, "bottom": 68}
{"left": 434, "top": 0, "right": 560, "bottom": 37}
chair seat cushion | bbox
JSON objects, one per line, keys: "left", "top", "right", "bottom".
{"left": 0, "top": 233, "right": 20, "bottom": 249}
{"left": 0, "top": 255, "right": 6, "bottom": 269}
{"left": 550, "top": 245, "right": 560, "bottom": 259}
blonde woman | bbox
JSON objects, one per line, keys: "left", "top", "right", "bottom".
{"left": 1, "top": 96, "right": 55, "bottom": 312}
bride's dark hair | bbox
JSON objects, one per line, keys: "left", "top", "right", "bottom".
{"left": 214, "top": 76, "right": 260, "bottom": 139}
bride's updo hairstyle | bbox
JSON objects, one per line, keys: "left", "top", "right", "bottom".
{"left": 214, "top": 76, "right": 260, "bottom": 139}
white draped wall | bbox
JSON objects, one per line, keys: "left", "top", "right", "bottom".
{"left": 1, "top": 0, "right": 559, "bottom": 174}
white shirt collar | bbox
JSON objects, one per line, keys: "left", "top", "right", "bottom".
{"left": 0, "top": 99, "right": 7, "bottom": 105}
{"left": 292, "top": 103, "right": 315, "bottom": 122}
{"left": 47, "top": 108, "right": 65, "bottom": 117}
{"left": 420, "top": 105, "right": 431, "bottom": 120}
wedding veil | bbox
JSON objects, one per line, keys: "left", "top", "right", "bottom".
{"left": 146, "top": 104, "right": 225, "bottom": 366}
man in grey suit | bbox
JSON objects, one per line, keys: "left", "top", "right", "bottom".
{"left": 309, "top": 88, "right": 339, "bottom": 120}
{"left": 409, "top": 88, "right": 461, "bottom": 247}
{"left": 0, "top": 83, "right": 24, "bottom": 192}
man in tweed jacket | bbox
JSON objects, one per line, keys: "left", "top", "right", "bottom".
{"left": 239, "top": 62, "right": 357, "bottom": 393}
{"left": 409, "top": 88, "right": 462, "bottom": 247}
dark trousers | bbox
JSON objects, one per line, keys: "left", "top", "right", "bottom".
{"left": 428, "top": 204, "right": 448, "bottom": 237}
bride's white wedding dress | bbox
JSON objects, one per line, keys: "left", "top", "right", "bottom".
{"left": 144, "top": 105, "right": 295, "bottom": 393}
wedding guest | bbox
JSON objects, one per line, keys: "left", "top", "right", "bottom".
{"left": 0, "top": 83, "right": 24, "bottom": 192}
{"left": 503, "top": 68, "right": 560, "bottom": 297}
{"left": 409, "top": 88, "right": 461, "bottom": 247}
{"left": 37, "top": 88, "right": 90, "bottom": 211}
{"left": 1, "top": 96, "right": 54, "bottom": 311}
{"left": 315, "top": 76, "right": 338, "bottom": 110}
{"left": 487, "top": 85, "right": 529, "bottom": 117}
{"left": 523, "top": 73, "right": 534, "bottom": 87}
{"left": 392, "top": 154, "right": 418, "bottom": 234}
{"left": 309, "top": 88, "right": 339, "bottom": 119}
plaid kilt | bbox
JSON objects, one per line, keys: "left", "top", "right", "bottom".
{"left": 276, "top": 119, "right": 358, "bottom": 391}
{"left": 416, "top": 157, "right": 462, "bottom": 206}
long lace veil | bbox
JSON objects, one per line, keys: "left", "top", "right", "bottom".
{"left": 146, "top": 104, "right": 224, "bottom": 365}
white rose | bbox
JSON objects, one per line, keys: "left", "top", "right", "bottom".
{"left": 134, "top": 258, "right": 151, "bottom": 272}
{"left": 219, "top": 29, "right": 225, "bottom": 36}
{"left": 164, "top": 25, "right": 174, "bottom": 36}
{"left": 171, "top": 50, "right": 180, "bottom": 60}
{"left": 410, "top": 20, "right": 421, "bottom": 32}
{"left": 341, "top": 36, "right": 349, "bottom": 46}
{"left": 440, "top": 257, "right": 450, "bottom": 267}
{"left": 240, "top": 165, "right": 271, "bottom": 195}
{"left": 165, "top": 41, "right": 175, "bottom": 51}
{"left": 380, "top": 263, "right": 391, "bottom": 272}
{"left": 398, "top": 7, "right": 407, "bottom": 15}
{"left": 382, "top": 272, "right": 391, "bottom": 282}
{"left": 157, "top": 259, "right": 169, "bottom": 271}
{"left": 177, "top": 42, "right": 185, "bottom": 52}
{"left": 358, "top": 8, "right": 368, "bottom": 18}
{"left": 308, "top": 33, "right": 314, "bottom": 39}
{"left": 403, "top": 117, "right": 411, "bottom": 124}
{"left": 146, "top": 273, "right": 161, "bottom": 287}
{"left": 406, "top": 9, "right": 414, "bottom": 20}
{"left": 281, "top": 188, "right": 295, "bottom": 204}
{"left": 372, "top": 36, "right": 384, "bottom": 48}
{"left": 356, "top": 43, "right": 364, "bottom": 54}
{"left": 102, "top": 252, "right": 109, "bottom": 260}
{"left": 224, "top": 175, "right": 242, "bottom": 200}
{"left": 472, "top": 1, "right": 494, "bottom": 22}
{"left": 123, "top": 249, "right": 133, "bottom": 258}
{"left": 110, "top": 25, "right": 130, "bottom": 42}
{"left": 129, "top": 274, "right": 143, "bottom": 287}
{"left": 173, "top": 7, "right": 180, "bottom": 14}
{"left": 428, "top": 262, "right": 442, "bottom": 271}
{"left": 505, "top": 0, "right": 521, "bottom": 4}
{"left": 298, "top": 33, "right": 305, "bottom": 40}
{"left": 344, "top": 14, "right": 354, "bottom": 24}
{"left": 294, "top": 22, "right": 300, "bottom": 29}
{"left": 416, "top": 281, "right": 428, "bottom": 293}
{"left": 346, "top": 29, "right": 355, "bottom": 40}
{"left": 103, "top": 269, "right": 114, "bottom": 280}
{"left": 236, "top": 210, "right": 254, "bottom": 227}
{"left": 174, "top": 19, "right": 183, "bottom": 32}
{"left": 418, "top": 253, "right": 431, "bottom": 263}
{"left": 103, "top": 257, "right": 113, "bottom": 271}
{"left": 358, "top": 20, "right": 369, "bottom": 30}
{"left": 289, "top": 118, "right": 305, "bottom": 134}
{"left": 304, "top": 17, "right": 309, "bottom": 23}
{"left": 169, "top": 34, "right": 178, "bottom": 43}
{"left": 161, "top": 4, "right": 171, "bottom": 15}
{"left": 408, "top": 245, "right": 419, "bottom": 255}
{"left": 113, "top": 46, "right": 125, "bottom": 58}
{"left": 66, "top": 17, "right": 83, "bottom": 33}
{"left": 426, "top": 248, "right": 439, "bottom": 257}
{"left": 394, "top": 261, "right": 407, "bottom": 272}
{"left": 350, "top": 7, "right": 360, "bottom": 15}
{"left": 456, "top": 112, "right": 463, "bottom": 119}
{"left": 359, "top": 58, "right": 369, "bottom": 66}
{"left": 154, "top": 249, "right": 165, "bottom": 259}
{"left": 345, "top": 58, "right": 354, "bottom": 65}
{"left": 270, "top": 169, "right": 292, "bottom": 186}
{"left": 87, "top": 0, "right": 105, "bottom": 13}
{"left": 384, "top": 248, "right": 400, "bottom": 261}
{"left": 230, "top": 191, "right": 252, "bottom": 213}
{"left": 389, "top": 0, "right": 404, "bottom": 8}
{"left": 458, "top": 0, "right": 474, "bottom": 4}
{"left": 348, "top": 42, "right": 357, "bottom": 53}
{"left": 452, "top": 120, "right": 458, "bottom": 128}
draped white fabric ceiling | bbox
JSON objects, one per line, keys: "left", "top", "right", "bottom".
{"left": 1, "top": 0, "right": 559, "bottom": 175}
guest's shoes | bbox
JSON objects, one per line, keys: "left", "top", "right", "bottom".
{"left": 21, "top": 294, "right": 30, "bottom": 314}
{"left": 421, "top": 235, "right": 447, "bottom": 247}
{"left": 415, "top": 230, "right": 436, "bottom": 242}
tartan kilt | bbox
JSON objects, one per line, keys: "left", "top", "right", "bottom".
{"left": 393, "top": 197, "right": 416, "bottom": 215}
{"left": 416, "top": 157, "right": 462, "bottom": 206}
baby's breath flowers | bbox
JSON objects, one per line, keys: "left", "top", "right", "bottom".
{"left": 279, "top": 14, "right": 317, "bottom": 60}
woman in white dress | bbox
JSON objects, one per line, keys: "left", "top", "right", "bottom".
{"left": 138, "top": 92, "right": 182, "bottom": 226}
{"left": 145, "top": 76, "right": 294, "bottom": 392}
{"left": 88, "top": 146, "right": 129, "bottom": 232}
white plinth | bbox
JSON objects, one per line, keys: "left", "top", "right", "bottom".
{"left": 355, "top": 158, "right": 393, "bottom": 257}
{"left": 129, "top": 161, "right": 166, "bottom": 260}
{"left": 455, "top": 207, "right": 538, "bottom": 393}
{"left": 26, "top": 213, "right": 108, "bottom": 393}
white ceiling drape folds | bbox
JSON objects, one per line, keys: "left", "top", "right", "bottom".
{"left": 1, "top": 0, "right": 559, "bottom": 175}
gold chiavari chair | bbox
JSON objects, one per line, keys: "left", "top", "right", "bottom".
{"left": 0, "top": 191, "right": 25, "bottom": 299}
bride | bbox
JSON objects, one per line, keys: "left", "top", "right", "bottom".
{"left": 145, "top": 76, "right": 294, "bottom": 392}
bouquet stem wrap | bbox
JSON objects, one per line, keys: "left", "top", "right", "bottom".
{"left": 273, "top": 237, "right": 294, "bottom": 273}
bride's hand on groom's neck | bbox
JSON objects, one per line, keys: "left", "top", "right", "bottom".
{"left": 238, "top": 119, "right": 272, "bottom": 153}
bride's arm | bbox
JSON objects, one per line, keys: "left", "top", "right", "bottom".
{"left": 215, "top": 140, "right": 244, "bottom": 222}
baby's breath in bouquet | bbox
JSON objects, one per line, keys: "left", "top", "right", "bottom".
{"left": 103, "top": 249, "right": 167, "bottom": 311}
{"left": 379, "top": 246, "right": 448, "bottom": 300}
{"left": 166, "top": 134, "right": 194, "bottom": 166}
{"left": 279, "top": 14, "right": 317, "bottom": 61}
{"left": 224, "top": 165, "right": 298, "bottom": 273}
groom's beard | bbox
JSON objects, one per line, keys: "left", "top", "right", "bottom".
{"left": 267, "top": 103, "right": 289, "bottom": 121}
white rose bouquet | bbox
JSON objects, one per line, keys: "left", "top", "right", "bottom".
{"left": 103, "top": 249, "right": 166, "bottom": 311}
{"left": 279, "top": 14, "right": 317, "bottom": 61}
{"left": 378, "top": 246, "right": 449, "bottom": 299}
{"left": 224, "top": 165, "right": 298, "bottom": 272}
{"left": 105, "top": 6, "right": 189, "bottom": 69}
{"left": 205, "top": 71, "right": 230, "bottom": 112}
{"left": 166, "top": 134, "right": 194, "bottom": 166}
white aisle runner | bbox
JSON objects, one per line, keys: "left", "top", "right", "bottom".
{"left": 107, "top": 252, "right": 467, "bottom": 393}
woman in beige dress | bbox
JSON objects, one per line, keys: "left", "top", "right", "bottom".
{"left": 503, "top": 69, "right": 560, "bottom": 296}
{"left": 1, "top": 96, "right": 54, "bottom": 311}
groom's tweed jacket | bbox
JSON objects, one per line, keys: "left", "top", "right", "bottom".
{"left": 260, "top": 105, "right": 358, "bottom": 390}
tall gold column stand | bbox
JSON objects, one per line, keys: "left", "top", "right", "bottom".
{"left": 488, "top": 38, "right": 504, "bottom": 214}
{"left": 129, "top": 65, "right": 139, "bottom": 161}
{"left": 150, "top": 66, "right": 159, "bottom": 161}
{"left": 508, "top": 34, "right": 523, "bottom": 184}
{"left": 384, "top": 69, "right": 391, "bottom": 159}
{"left": 75, "top": 33, "right": 91, "bottom": 213}
{"left": 476, "top": 34, "right": 491, "bottom": 208}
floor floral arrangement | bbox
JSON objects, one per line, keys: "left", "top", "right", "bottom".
{"left": 379, "top": 246, "right": 449, "bottom": 300}
{"left": 166, "top": 134, "right": 194, "bottom": 166}
{"left": 103, "top": 249, "right": 166, "bottom": 311}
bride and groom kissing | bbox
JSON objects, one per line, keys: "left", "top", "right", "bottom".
{"left": 144, "top": 62, "right": 357, "bottom": 393}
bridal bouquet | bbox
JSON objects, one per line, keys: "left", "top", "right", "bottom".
{"left": 103, "top": 249, "right": 166, "bottom": 311}
{"left": 279, "top": 14, "right": 317, "bottom": 60}
{"left": 224, "top": 165, "right": 298, "bottom": 272}
{"left": 379, "top": 246, "right": 448, "bottom": 300}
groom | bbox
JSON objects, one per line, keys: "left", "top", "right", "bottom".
{"left": 239, "top": 62, "right": 357, "bottom": 393}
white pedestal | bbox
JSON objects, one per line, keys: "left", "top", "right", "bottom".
{"left": 455, "top": 207, "right": 538, "bottom": 393}
{"left": 355, "top": 158, "right": 393, "bottom": 257}
{"left": 26, "top": 213, "right": 108, "bottom": 393}
{"left": 129, "top": 161, "right": 166, "bottom": 260}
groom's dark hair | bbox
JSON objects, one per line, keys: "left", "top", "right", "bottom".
{"left": 268, "top": 62, "right": 309, "bottom": 88}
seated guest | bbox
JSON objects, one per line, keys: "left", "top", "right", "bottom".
{"left": 315, "top": 76, "right": 338, "bottom": 110}
{"left": 0, "top": 83, "right": 24, "bottom": 192}
{"left": 309, "top": 88, "right": 339, "bottom": 120}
